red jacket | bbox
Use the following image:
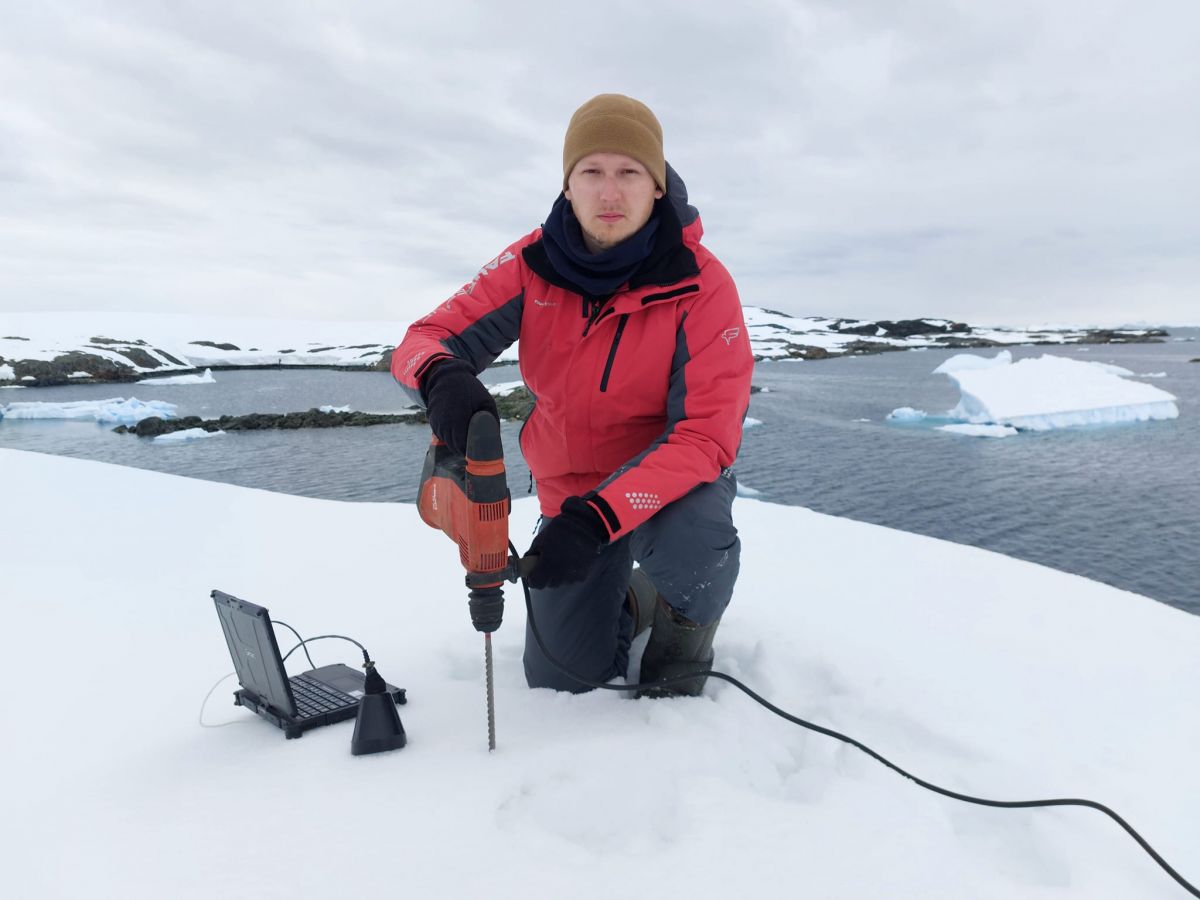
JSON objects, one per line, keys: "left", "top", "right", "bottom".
{"left": 393, "top": 190, "right": 753, "bottom": 541}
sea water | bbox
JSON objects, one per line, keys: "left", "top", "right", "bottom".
{"left": 2, "top": 333, "right": 1197, "bottom": 614}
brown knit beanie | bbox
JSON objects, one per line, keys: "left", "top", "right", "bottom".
{"left": 562, "top": 94, "right": 666, "bottom": 193}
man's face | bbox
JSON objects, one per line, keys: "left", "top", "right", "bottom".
{"left": 565, "top": 152, "right": 663, "bottom": 254}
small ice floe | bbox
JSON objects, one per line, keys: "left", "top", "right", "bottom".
{"left": 736, "top": 482, "right": 763, "bottom": 497}
{"left": 1138, "top": 372, "right": 1168, "bottom": 378}
{"left": 319, "top": 404, "right": 352, "bottom": 413}
{"left": 743, "top": 417, "right": 763, "bottom": 430}
{"left": 936, "top": 424, "right": 1018, "bottom": 438}
{"left": 138, "top": 368, "right": 216, "bottom": 385}
{"left": 887, "top": 407, "right": 928, "bottom": 422}
{"left": 0, "top": 397, "right": 178, "bottom": 425}
{"left": 154, "top": 428, "right": 224, "bottom": 443}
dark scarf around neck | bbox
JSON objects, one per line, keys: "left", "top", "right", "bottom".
{"left": 541, "top": 193, "right": 661, "bottom": 297}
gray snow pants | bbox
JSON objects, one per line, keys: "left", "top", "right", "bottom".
{"left": 522, "top": 469, "right": 740, "bottom": 693}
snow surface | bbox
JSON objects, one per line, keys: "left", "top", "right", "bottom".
{"left": 319, "top": 404, "right": 352, "bottom": 414}
{"left": 0, "top": 363, "right": 14, "bottom": 381}
{"left": 153, "top": 428, "right": 223, "bottom": 443}
{"left": 3, "top": 449, "right": 1198, "bottom": 899}
{"left": 138, "top": 368, "right": 216, "bottom": 385}
{"left": 0, "top": 396, "right": 177, "bottom": 425}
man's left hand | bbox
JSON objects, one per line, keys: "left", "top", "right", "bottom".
{"left": 526, "top": 497, "right": 609, "bottom": 589}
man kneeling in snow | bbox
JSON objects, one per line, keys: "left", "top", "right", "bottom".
{"left": 393, "top": 94, "right": 753, "bottom": 696}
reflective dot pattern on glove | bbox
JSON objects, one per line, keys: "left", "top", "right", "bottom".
{"left": 625, "top": 491, "right": 662, "bottom": 511}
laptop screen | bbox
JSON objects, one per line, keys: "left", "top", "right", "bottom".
{"left": 212, "top": 591, "right": 297, "bottom": 717}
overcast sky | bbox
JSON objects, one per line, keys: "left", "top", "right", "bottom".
{"left": 2, "top": 0, "right": 1197, "bottom": 328}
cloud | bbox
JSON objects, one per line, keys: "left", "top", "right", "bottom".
{"left": 1, "top": 0, "right": 1197, "bottom": 327}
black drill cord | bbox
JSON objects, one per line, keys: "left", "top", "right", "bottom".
{"left": 511, "top": 543, "right": 1197, "bottom": 898}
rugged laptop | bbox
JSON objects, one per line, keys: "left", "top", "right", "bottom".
{"left": 212, "top": 589, "right": 405, "bottom": 739}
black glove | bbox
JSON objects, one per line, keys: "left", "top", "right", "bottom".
{"left": 421, "top": 358, "right": 498, "bottom": 455}
{"left": 526, "top": 497, "right": 609, "bottom": 589}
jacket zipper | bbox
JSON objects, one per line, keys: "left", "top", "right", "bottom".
{"left": 599, "top": 314, "right": 630, "bottom": 393}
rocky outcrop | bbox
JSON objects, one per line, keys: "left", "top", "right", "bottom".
{"left": 495, "top": 388, "right": 535, "bottom": 420}
{"left": 831, "top": 318, "right": 970, "bottom": 338}
{"left": 189, "top": 340, "right": 242, "bottom": 351}
{"left": 115, "top": 407, "right": 426, "bottom": 438}
{"left": 2, "top": 351, "right": 139, "bottom": 386}
{"left": 1076, "top": 329, "right": 1168, "bottom": 344}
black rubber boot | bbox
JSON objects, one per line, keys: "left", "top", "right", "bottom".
{"left": 636, "top": 597, "right": 720, "bottom": 698}
{"left": 626, "top": 567, "right": 659, "bottom": 639}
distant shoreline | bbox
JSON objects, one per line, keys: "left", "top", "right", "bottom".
{"left": 0, "top": 313, "right": 1174, "bottom": 388}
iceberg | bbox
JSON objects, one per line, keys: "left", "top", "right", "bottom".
{"left": 0, "top": 397, "right": 178, "bottom": 425}
{"left": 0, "top": 363, "right": 17, "bottom": 382}
{"left": 941, "top": 353, "right": 1178, "bottom": 430}
{"left": 138, "top": 368, "right": 216, "bottom": 385}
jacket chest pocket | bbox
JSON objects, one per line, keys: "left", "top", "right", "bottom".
{"left": 598, "top": 313, "right": 630, "bottom": 393}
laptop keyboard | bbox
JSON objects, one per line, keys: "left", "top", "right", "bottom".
{"left": 290, "top": 673, "right": 356, "bottom": 718}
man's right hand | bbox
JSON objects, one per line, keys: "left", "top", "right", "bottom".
{"left": 421, "top": 358, "right": 499, "bottom": 456}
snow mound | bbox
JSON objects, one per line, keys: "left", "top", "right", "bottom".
{"left": 0, "top": 397, "right": 178, "bottom": 425}
{"left": 138, "top": 368, "right": 216, "bottom": 385}
{"left": 319, "top": 404, "right": 352, "bottom": 413}
{"left": 0, "top": 363, "right": 15, "bottom": 382}
{"left": 943, "top": 353, "right": 1178, "bottom": 430}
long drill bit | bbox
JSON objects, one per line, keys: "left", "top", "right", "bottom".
{"left": 484, "top": 632, "right": 496, "bottom": 751}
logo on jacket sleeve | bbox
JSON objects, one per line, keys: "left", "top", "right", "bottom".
{"left": 721, "top": 327, "right": 741, "bottom": 345}
{"left": 625, "top": 490, "right": 662, "bottom": 512}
